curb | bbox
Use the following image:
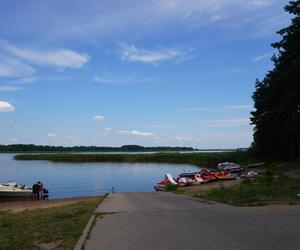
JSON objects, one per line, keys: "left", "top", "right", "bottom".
{"left": 74, "top": 194, "right": 110, "bottom": 250}
{"left": 74, "top": 214, "right": 96, "bottom": 250}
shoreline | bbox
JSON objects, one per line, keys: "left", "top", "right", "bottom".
{"left": 0, "top": 195, "right": 101, "bottom": 213}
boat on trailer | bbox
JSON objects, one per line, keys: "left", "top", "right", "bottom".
{"left": 0, "top": 182, "right": 32, "bottom": 197}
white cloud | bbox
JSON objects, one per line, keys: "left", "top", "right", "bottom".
{"left": 0, "top": 101, "right": 15, "bottom": 112}
{"left": 225, "top": 105, "right": 253, "bottom": 110}
{"left": 65, "top": 135, "right": 81, "bottom": 145}
{"left": 173, "top": 134, "right": 195, "bottom": 142}
{"left": 120, "top": 43, "right": 187, "bottom": 64}
{"left": 249, "top": 0, "right": 273, "bottom": 8}
{"left": 0, "top": 55, "right": 36, "bottom": 78}
{"left": 131, "top": 130, "right": 156, "bottom": 137}
{"left": 255, "top": 12, "right": 290, "bottom": 37}
{"left": 0, "top": 40, "right": 89, "bottom": 84}
{"left": 200, "top": 118, "right": 250, "bottom": 127}
{"left": 10, "top": 120, "right": 23, "bottom": 128}
{"left": 117, "top": 130, "right": 130, "bottom": 135}
{"left": 196, "top": 131, "right": 252, "bottom": 148}
{"left": 0, "top": 137, "right": 20, "bottom": 143}
{"left": 118, "top": 129, "right": 157, "bottom": 137}
{"left": 93, "top": 74, "right": 151, "bottom": 84}
{"left": 117, "top": 129, "right": 165, "bottom": 142}
{"left": 0, "top": 86, "right": 22, "bottom": 92}
{"left": 180, "top": 104, "right": 252, "bottom": 112}
{"left": 16, "top": 77, "right": 40, "bottom": 83}
{"left": 0, "top": 40, "right": 90, "bottom": 70}
{"left": 104, "top": 127, "right": 113, "bottom": 131}
{"left": 175, "top": 136, "right": 183, "bottom": 141}
{"left": 1, "top": 1, "right": 284, "bottom": 45}
{"left": 179, "top": 107, "right": 212, "bottom": 112}
{"left": 47, "top": 133, "right": 57, "bottom": 138}
{"left": 217, "top": 68, "right": 242, "bottom": 74}
{"left": 146, "top": 124, "right": 177, "bottom": 129}
{"left": 3, "top": 43, "right": 89, "bottom": 69}
{"left": 252, "top": 52, "right": 272, "bottom": 62}
{"left": 93, "top": 115, "right": 105, "bottom": 122}
{"left": 169, "top": 130, "right": 253, "bottom": 148}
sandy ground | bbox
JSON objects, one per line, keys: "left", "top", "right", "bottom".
{"left": 0, "top": 196, "right": 100, "bottom": 213}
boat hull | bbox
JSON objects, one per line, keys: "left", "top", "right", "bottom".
{"left": 0, "top": 190, "right": 32, "bottom": 197}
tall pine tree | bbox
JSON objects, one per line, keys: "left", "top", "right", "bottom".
{"left": 251, "top": 0, "right": 300, "bottom": 160}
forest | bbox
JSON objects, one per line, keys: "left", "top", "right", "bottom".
{"left": 251, "top": 0, "right": 300, "bottom": 160}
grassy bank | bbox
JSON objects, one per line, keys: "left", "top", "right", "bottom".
{"left": 14, "top": 151, "right": 258, "bottom": 167}
{"left": 0, "top": 197, "right": 102, "bottom": 250}
{"left": 178, "top": 162, "right": 300, "bottom": 206}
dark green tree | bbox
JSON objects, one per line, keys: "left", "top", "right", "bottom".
{"left": 251, "top": 0, "right": 300, "bottom": 160}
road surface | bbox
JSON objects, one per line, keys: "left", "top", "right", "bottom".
{"left": 84, "top": 192, "right": 300, "bottom": 250}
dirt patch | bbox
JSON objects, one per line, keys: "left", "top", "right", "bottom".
{"left": 35, "top": 240, "right": 64, "bottom": 250}
{"left": 179, "top": 179, "right": 242, "bottom": 192}
{"left": 284, "top": 170, "right": 300, "bottom": 180}
{"left": 0, "top": 196, "right": 100, "bottom": 213}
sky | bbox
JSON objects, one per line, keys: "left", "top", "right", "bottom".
{"left": 0, "top": 0, "right": 291, "bottom": 149}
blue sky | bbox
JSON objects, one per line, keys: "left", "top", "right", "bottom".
{"left": 0, "top": 0, "right": 290, "bottom": 148}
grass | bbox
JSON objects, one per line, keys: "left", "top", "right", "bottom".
{"left": 14, "top": 151, "right": 259, "bottom": 168}
{"left": 164, "top": 183, "right": 178, "bottom": 191}
{"left": 179, "top": 162, "right": 300, "bottom": 206}
{"left": 0, "top": 197, "right": 102, "bottom": 250}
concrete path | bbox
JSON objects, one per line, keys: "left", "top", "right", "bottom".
{"left": 84, "top": 192, "right": 300, "bottom": 250}
{"left": 284, "top": 169, "right": 300, "bottom": 180}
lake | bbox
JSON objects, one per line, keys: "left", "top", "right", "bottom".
{"left": 0, "top": 154, "right": 198, "bottom": 198}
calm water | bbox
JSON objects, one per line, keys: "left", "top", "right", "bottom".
{"left": 0, "top": 154, "right": 198, "bottom": 198}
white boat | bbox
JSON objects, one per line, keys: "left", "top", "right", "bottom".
{"left": 217, "top": 162, "right": 242, "bottom": 172}
{"left": 179, "top": 169, "right": 203, "bottom": 178}
{"left": 0, "top": 182, "right": 32, "bottom": 197}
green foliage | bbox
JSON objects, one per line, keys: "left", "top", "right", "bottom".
{"left": 14, "top": 151, "right": 258, "bottom": 167}
{"left": 251, "top": 0, "right": 300, "bottom": 160}
{"left": 164, "top": 183, "right": 178, "bottom": 191}
{"left": 264, "top": 170, "right": 274, "bottom": 183}
{"left": 0, "top": 198, "right": 102, "bottom": 250}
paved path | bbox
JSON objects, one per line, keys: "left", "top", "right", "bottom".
{"left": 284, "top": 169, "right": 300, "bottom": 180}
{"left": 84, "top": 192, "right": 300, "bottom": 250}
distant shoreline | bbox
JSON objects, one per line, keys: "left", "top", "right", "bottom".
{"left": 0, "top": 144, "right": 246, "bottom": 153}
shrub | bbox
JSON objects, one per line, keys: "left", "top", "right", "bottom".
{"left": 164, "top": 183, "right": 178, "bottom": 191}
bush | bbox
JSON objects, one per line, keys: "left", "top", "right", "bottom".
{"left": 265, "top": 170, "right": 274, "bottom": 183}
{"left": 164, "top": 183, "right": 178, "bottom": 191}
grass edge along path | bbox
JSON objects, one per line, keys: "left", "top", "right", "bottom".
{"left": 0, "top": 197, "right": 103, "bottom": 250}
{"left": 177, "top": 162, "right": 300, "bottom": 206}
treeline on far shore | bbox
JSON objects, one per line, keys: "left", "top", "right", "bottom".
{"left": 0, "top": 144, "right": 195, "bottom": 153}
{"left": 14, "top": 151, "right": 257, "bottom": 168}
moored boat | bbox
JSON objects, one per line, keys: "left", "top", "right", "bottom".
{"left": 179, "top": 171, "right": 202, "bottom": 178}
{"left": 0, "top": 182, "right": 32, "bottom": 197}
{"left": 217, "top": 162, "right": 243, "bottom": 173}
